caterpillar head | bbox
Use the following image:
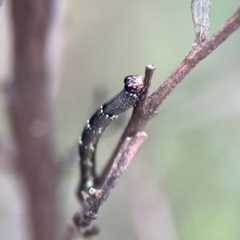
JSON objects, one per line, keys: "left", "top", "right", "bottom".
{"left": 124, "top": 75, "right": 145, "bottom": 94}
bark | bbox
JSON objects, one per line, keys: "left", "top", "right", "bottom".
{"left": 7, "top": 1, "right": 58, "bottom": 240}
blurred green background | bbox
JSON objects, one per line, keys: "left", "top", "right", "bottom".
{"left": 1, "top": 1, "right": 240, "bottom": 240}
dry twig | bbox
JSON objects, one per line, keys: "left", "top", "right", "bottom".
{"left": 65, "top": 7, "right": 240, "bottom": 239}
{"left": 61, "top": 132, "right": 147, "bottom": 239}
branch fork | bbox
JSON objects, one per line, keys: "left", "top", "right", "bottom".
{"left": 62, "top": 6, "right": 240, "bottom": 240}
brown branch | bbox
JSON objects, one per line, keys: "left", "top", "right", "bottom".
{"left": 148, "top": 6, "right": 240, "bottom": 113}
{"left": 63, "top": 132, "right": 147, "bottom": 239}
{"left": 7, "top": 1, "right": 58, "bottom": 240}
{"left": 105, "top": 6, "right": 240, "bottom": 155}
{"left": 99, "top": 65, "right": 155, "bottom": 186}
{"left": 98, "top": 132, "right": 147, "bottom": 205}
{"left": 0, "top": 138, "right": 18, "bottom": 169}
{"left": 63, "top": 6, "right": 240, "bottom": 240}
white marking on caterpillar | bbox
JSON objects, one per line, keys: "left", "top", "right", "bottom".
{"left": 79, "top": 136, "right": 82, "bottom": 145}
{"left": 77, "top": 156, "right": 81, "bottom": 161}
{"left": 79, "top": 74, "right": 145, "bottom": 193}
{"left": 125, "top": 90, "right": 139, "bottom": 99}
{"left": 89, "top": 143, "right": 95, "bottom": 151}
{"left": 110, "top": 115, "right": 118, "bottom": 120}
{"left": 84, "top": 179, "right": 94, "bottom": 189}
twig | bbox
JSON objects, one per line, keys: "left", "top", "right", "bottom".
{"left": 148, "top": 7, "right": 240, "bottom": 111}
{"left": 98, "top": 7, "right": 240, "bottom": 190}
{"left": 99, "top": 64, "right": 155, "bottom": 186}
{"left": 63, "top": 132, "right": 147, "bottom": 239}
{"left": 108, "top": 7, "right": 240, "bottom": 149}
{"left": 99, "top": 132, "right": 147, "bottom": 205}
{"left": 63, "top": 6, "right": 240, "bottom": 240}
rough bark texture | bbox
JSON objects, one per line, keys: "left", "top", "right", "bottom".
{"left": 7, "top": 1, "right": 58, "bottom": 240}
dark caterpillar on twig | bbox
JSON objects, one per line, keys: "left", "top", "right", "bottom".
{"left": 78, "top": 74, "right": 147, "bottom": 197}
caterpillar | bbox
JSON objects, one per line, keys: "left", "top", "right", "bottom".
{"left": 78, "top": 74, "right": 147, "bottom": 196}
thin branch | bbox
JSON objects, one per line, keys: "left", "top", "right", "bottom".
{"left": 62, "top": 6, "right": 240, "bottom": 240}
{"left": 63, "top": 132, "right": 147, "bottom": 239}
{"left": 82, "top": 132, "right": 146, "bottom": 224}
{"left": 109, "top": 6, "right": 240, "bottom": 148}
{"left": 98, "top": 132, "right": 147, "bottom": 205}
{"left": 149, "top": 7, "right": 240, "bottom": 111}
{"left": 97, "top": 7, "right": 240, "bottom": 192}
{"left": 98, "top": 65, "right": 155, "bottom": 186}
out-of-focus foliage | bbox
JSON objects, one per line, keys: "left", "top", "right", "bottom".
{"left": 1, "top": 1, "right": 240, "bottom": 240}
